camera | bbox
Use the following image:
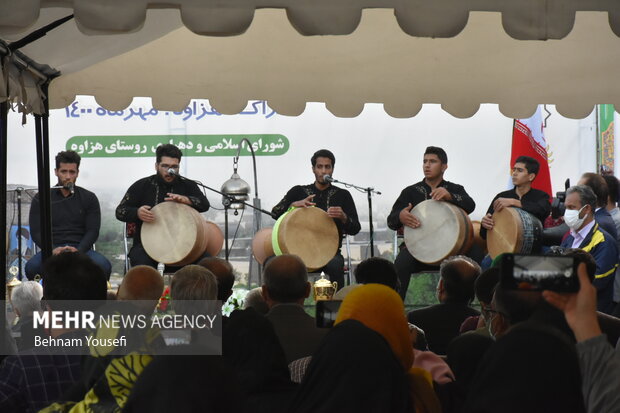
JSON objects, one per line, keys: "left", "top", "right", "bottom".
{"left": 501, "top": 253, "right": 579, "bottom": 293}
{"left": 550, "top": 178, "right": 570, "bottom": 219}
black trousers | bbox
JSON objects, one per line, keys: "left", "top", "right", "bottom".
{"left": 394, "top": 246, "right": 438, "bottom": 300}
{"left": 128, "top": 244, "right": 210, "bottom": 273}
{"left": 319, "top": 253, "right": 345, "bottom": 291}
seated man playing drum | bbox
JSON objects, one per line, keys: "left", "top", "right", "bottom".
{"left": 480, "top": 156, "right": 551, "bottom": 240}
{"left": 479, "top": 156, "right": 551, "bottom": 268}
{"left": 271, "top": 149, "right": 361, "bottom": 290}
{"left": 388, "top": 146, "right": 476, "bottom": 300}
{"left": 116, "top": 144, "right": 210, "bottom": 268}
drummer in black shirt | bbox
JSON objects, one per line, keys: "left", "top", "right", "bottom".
{"left": 116, "top": 144, "right": 210, "bottom": 268}
{"left": 388, "top": 146, "right": 475, "bottom": 300}
{"left": 271, "top": 149, "right": 361, "bottom": 289}
{"left": 480, "top": 155, "right": 551, "bottom": 240}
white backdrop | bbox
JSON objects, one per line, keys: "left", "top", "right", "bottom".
{"left": 7, "top": 97, "right": 600, "bottom": 228}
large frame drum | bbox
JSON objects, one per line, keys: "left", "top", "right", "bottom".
{"left": 252, "top": 207, "right": 339, "bottom": 271}
{"left": 404, "top": 200, "right": 473, "bottom": 265}
{"left": 487, "top": 207, "right": 543, "bottom": 259}
{"left": 142, "top": 202, "right": 217, "bottom": 266}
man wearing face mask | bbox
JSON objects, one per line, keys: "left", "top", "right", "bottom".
{"left": 560, "top": 185, "right": 618, "bottom": 314}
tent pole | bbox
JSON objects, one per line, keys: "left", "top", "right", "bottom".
{"left": 34, "top": 82, "right": 53, "bottom": 262}
{"left": 1, "top": 101, "right": 8, "bottom": 338}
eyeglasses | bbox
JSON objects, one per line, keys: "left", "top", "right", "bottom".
{"left": 159, "top": 164, "right": 179, "bottom": 170}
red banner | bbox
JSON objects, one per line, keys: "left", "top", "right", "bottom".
{"left": 511, "top": 107, "right": 552, "bottom": 198}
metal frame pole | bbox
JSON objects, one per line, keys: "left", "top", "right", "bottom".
{"left": 1, "top": 100, "right": 8, "bottom": 340}
{"left": 34, "top": 82, "right": 53, "bottom": 261}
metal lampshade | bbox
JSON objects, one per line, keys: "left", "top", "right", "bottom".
{"left": 221, "top": 172, "right": 251, "bottom": 209}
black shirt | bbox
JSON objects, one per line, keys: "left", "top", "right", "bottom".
{"left": 271, "top": 183, "right": 361, "bottom": 244}
{"left": 387, "top": 180, "right": 476, "bottom": 231}
{"left": 29, "top": 186, "right": 101, "bottom": 252}
{"left": 479, "top": 187, "right": 551, "bottom": 239}
{"left": 115, "top": 174, "right": 210, "bottom": 246}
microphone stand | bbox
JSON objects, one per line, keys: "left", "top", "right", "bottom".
{"left": 7, "top": 188, "right": 24, "bottom": 280}
{"left": 173, "top": 174, "right": 275, "bottom": 260}
{"left": 328, "top": 177, "right": 381, "bottom": 258}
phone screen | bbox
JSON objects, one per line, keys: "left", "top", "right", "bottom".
{"left": 501, "top": 254, "right": 579, "bottom": 292}
{"left": 315, "top": 300, "right": 342, "bottom": 328}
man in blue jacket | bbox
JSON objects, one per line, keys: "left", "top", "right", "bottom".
{"left": 561, "top": 185, "right": 618, "bottom": 314}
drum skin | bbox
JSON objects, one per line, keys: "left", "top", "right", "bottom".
{"left": 272, "top": 207, "right": 339, "bottom": 271}
{"left": 141, "top": 202, "right": 209, "bottom": 266}
{"left": 404, "top": 200, "right": 473, "bottom": 265}
{"left": 487, "top": 207, "right": 542, "bottom": 259}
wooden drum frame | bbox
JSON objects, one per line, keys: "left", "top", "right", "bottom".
{"left": 487, "top": 207, "right": 543, "bottom": 259}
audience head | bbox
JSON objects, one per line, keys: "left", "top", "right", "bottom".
{"left": 475, "top": 267, "right": 500, "bottom": 323}
{"left": 290, "top": 317, "right": 411, "bottom": 413}
{"left": 223, "top": 308, "right": 293, "bottom": 394}
{"left": 578, "top": 172, "right": 607, "bottom": 208}
{"left": 42, "top": 252, "right": 107, "bottom": 310}
{"left": 490, "top": 283, "right": 549, "bottom": 340}
{"left": 475, "top": 267, "right": 500, "bottom": 305}
{"left": 171, "top": 265, "right": 218, "bottom": 317}
{"left": 170, "top": 265, "right": 217, "bottom": 301}
{"left": 602, "top": 175, "right": 619, "bottom": 206}
{"left": 118, "top": 265, "right": 164, "bottom": 301}
{"left": 124, "top": 355, "right": 242, "bottom": 413}
{"left": 117, "top": 265, "right": 164, "bottom": 313}
{"left": 464, "top": 323, "right": 585, "bottom": 413}
{"left": 354, "top": 257, "right": 400, "bottom": 291}
{"left": 438, "top": 255, "right": 481, "bottom": 304}
{"left": 566, "top": 185, "right": 597, "bottom": 212}
{"left": 243, "top": 287, "right": 270, "bottom": 315}
{"left": 10, "top": 281, "right": 43, "bottom": 317}
{"left": 336, "top": 283, "right": 413, "bottom": 370}
{"left": 198, "top": 257, "right": 235, "bottom": 302}
{"left": 261, "top": 254, "right": 310, "bottom": 307}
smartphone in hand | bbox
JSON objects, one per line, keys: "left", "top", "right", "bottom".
{"left": 501, "top": 253, "right": 579, "bottom": 293}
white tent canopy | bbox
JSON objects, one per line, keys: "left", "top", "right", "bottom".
{"left": 1, "top": 2, "right": 620, "bottom": 118}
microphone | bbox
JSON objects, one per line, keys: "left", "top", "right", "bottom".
{"left": 167, "top": 168, "right": 180, "bottom": 177}
{"left": 323, "top": 174, "right": 335, "bottom": 183}
{"left": 65, "top": 182, "right": 75, "bottom": 195}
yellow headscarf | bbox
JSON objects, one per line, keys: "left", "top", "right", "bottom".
{"left": 335, "top": 283, "right": 414, "bottom": 370}
{"left": 335, "top": 284, "right": 441, "bottom": 413}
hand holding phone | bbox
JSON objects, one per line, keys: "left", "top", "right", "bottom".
{"left": 501, "top": 253, "right": 579, "bottom": 293}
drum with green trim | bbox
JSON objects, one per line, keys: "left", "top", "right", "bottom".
{"left": 252, "top": 207, "right": 339, "bottom": 271}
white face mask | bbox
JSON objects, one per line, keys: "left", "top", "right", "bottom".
{"left": 564, "top": 205, "right": 587, "bottom": 231}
